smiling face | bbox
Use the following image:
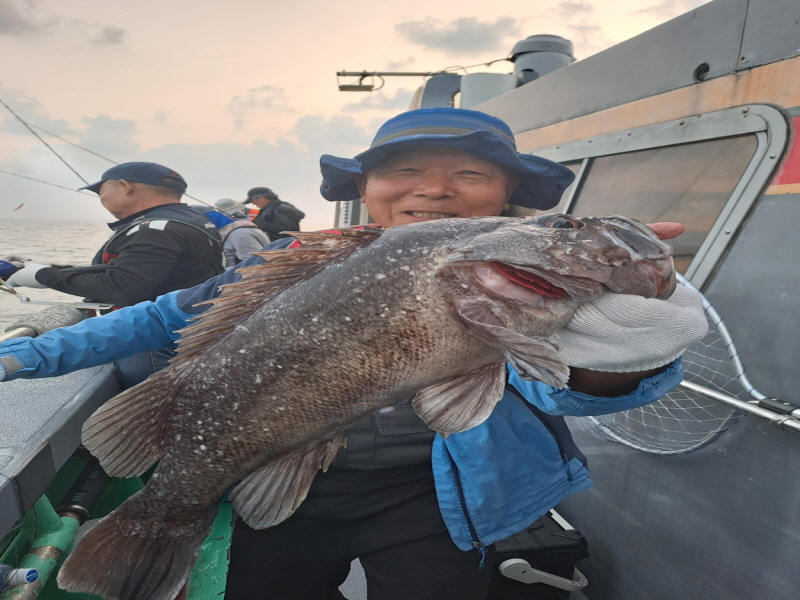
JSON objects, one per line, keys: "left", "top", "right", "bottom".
{"left": 356, "top": 146, "right": 520, "bottom": 228}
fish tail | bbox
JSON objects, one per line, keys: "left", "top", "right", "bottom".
{"left": 57, "top": 495, "right": 216, "bottom": 600}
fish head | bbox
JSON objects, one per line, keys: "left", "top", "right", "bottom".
{"left": 432, "top": 214, "right": 676, "bottom": 336}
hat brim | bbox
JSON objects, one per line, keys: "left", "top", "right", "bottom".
{"left": 79, "top": 180, "right": 103, "bottom": 193}
{"left": 319, "top": 131, "right": 574, "bottom": 210}
{"left": 78, "top": 178, "right": 187, "bottom": 194}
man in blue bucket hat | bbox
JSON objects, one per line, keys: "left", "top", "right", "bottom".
{"left": 319, "top": 107, "right": 575, "bottom": 212}
{"left": 0, "top": 108, "right": 706, "bottom": 600}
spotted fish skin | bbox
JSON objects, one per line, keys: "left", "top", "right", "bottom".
{"left": 57, "top": 215, "right": 674, "bottom": 600}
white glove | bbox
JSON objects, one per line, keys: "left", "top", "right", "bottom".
{"left": 550, "top": 284, "right": 708, "bottom": 373}
{"left": 5, "top": 262, "right": 51, "bottom": 289}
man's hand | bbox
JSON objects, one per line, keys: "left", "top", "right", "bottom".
{"left": 553, "top": 221, "right": 700, "bottom": 396}
{"left": 5, "top": 262, "right": 50, "bottom": 289}
{"left": 552, "top": 284, "right": 707, "bottom": 373}
{"left": 552, "top": 285, "right": 708, "bottom": 395}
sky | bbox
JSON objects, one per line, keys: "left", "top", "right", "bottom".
{"left": 0, "top": 0, "right": 709, "bottom": 230}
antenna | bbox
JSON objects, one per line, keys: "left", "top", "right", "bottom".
{"left": 336, "top": 71, "right": 444, "bottom": 92}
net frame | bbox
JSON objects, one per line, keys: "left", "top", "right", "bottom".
{"left": 574, "top": 274, "right": 761, "bottom": 455}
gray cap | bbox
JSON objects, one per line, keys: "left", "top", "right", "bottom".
{"left": 215, "top": 198, "right": 248, "bottom": 214}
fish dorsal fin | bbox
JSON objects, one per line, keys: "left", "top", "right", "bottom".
{"left": 412, "top": 363, "right": 507, "bottom": 435}
{"left": 231, "top": 433, "right": 346, "bottom": 529}
{"left": 457, "top": 301, "right": 570, "bottom": 388}
{"left": 172, "top": 228, "right": 382, "bottom": 366}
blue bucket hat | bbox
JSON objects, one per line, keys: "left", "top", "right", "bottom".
{"left": 80, "top": 162, "right": 188, "bottom": 194}
{"left": 319, "top": 108, "right": 574, "bottom": 210}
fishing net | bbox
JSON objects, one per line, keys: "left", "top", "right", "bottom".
{"left": 573, "top": 276, "right": 745, "bottom": 455}
{"left": 339, "top": 560, "right": 368, "bottom": 600}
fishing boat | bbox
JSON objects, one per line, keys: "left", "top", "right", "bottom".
{"left": 2, "top": 0, "right": 799, "bottom": 598}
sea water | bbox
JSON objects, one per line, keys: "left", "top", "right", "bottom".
{"left": 0, "top": 219, "right": 112, "bottom": 331}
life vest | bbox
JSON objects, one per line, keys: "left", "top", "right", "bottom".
{"left": 95, "top": 204, "right": 223, "bottom": 265}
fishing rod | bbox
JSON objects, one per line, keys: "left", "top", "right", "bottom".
{"left": 0, "top": 98, "right": 88, "bottom": 185}
{"left": 0, "top": 98, "right": 216, "bottom": 208}
{"left": 0, "top": 260, "right": 112, "bottom": 335}
{"left": 0, "top": 169, "right": 96, "bottom": 196}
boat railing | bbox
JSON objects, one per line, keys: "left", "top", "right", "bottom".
{"left": 0, "top": 301, "right": 118, "bottom": 598}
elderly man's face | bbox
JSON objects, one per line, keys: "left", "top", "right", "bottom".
{"left": 357, "top": 146, "right": 519, "bottom": 229}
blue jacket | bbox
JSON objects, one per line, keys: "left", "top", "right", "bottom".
{"left": 0, "top": 239, "right": 682, "bottom": 551}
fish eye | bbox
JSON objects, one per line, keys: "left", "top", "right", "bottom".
{"left": 537, "top": 215, "right": 584, "bottom": 229}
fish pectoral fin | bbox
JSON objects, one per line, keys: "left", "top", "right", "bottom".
{"left": 230, "top": 433, "right": 346, "bottom": 529}
{"left": 412, "top": 363, "right": 506, "bottom": 434}
{"left": 497, "top": 331, "right": 569, "bottom": 388}
{"left": 457, "top": 302, "right": 570, "bottom": 388}
{"left": 81, "top": 366, "right": 187, "bottom": 478}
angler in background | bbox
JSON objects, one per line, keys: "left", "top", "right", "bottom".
{"left": 246, "top": 186, "right": 305, "bottom": 241}
{"left": 0, "top": 109, "right": 707, "bottom": 600}
{"left": 206, "top": 200, "right": 270, "bottom": 267}
{"left": 5, "top": 161, "right": 224, "bottom": 387}
{"left": 215, "top": 197, "right": 259, "bottom": 221}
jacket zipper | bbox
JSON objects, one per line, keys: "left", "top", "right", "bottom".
{"left": 447, "top": 453, "right": 488, "bottom": 568}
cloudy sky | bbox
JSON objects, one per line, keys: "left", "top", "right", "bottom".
{"left": 0, "top": 0, "right": 708, "bottom": 230}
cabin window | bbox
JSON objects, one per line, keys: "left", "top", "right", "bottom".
{"left": 526, "top": 105, "right": 787, "bottom": 284}
{"left": 569, "top": 135, "right": 757, "bottom": 273}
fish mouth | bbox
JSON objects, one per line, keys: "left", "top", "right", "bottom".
{"left": 468, "top": 261, "right": 572, "bottom": 306}
{"left": 490, "top": 262, "right": 569, "bottom": 298}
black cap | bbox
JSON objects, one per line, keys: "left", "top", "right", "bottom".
{"left": 80, "top": 162, "right": 188, "bottom": 194}
{"left": 246, "top": 187, "right": 278, "bottom": 202}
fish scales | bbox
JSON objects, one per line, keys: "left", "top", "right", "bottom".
{"left": 57, "top": 214, "right": 675, "bottom": 600}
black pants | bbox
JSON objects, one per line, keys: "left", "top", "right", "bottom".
{"left": 226, "top": 464, "right": 495, "bottom": 600}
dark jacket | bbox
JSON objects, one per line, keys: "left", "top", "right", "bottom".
{"left": 35, "top": 204, "right": 223, "bottom": 307}
{"left": 252, "top": 200, "right": 305, "bottom": 241}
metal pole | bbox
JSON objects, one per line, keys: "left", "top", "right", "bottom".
{"left": 336, "top": 71, "right": 445, "bottom": 77}
{"left": 679, "top": 380, "right": 800, "bottom": 434}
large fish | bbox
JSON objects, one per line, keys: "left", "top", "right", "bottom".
{"left": 57, "top": 214, "right": 675, "bottom": 600}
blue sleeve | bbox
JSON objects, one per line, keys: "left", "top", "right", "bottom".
{"left": 0, "top": 292, "right": 192, "bottom": 379}
{"left": 507, "top": 358, "right": 684, "bottom": 417}
{"left": 0, "top": 238, "right": 293, "bottom": 380}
